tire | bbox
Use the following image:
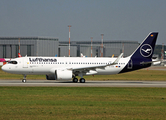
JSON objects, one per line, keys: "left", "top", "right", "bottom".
{"left": 80, "top": 78, "right": 85, "bottom": 83}
{"left": 22, "top": 79, "right": 26, "bottom": 83}
{"left": 73, "top": 78, "right": 78, "bottom": 83}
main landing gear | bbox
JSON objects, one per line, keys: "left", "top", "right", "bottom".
{"left": 73, "top": 77, "right": 85, "bottom": 83}
{"left": 79, "top": 78, "right": 85, "bottom": 83}
{"left": 22, "top": 74, "right": 27, "bottom": 83}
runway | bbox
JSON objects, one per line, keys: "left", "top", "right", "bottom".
{"left": 0, "top": 80, "right": 166, "bottom": 87}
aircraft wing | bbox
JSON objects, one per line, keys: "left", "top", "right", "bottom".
{"left": 68, "top": 53, "right": 123, "bottom": 73}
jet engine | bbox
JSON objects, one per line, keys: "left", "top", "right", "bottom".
{"left": 46, "top": 70, "right": 72, "bottom": 80}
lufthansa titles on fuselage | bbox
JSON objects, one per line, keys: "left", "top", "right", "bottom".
{"left": 29, "top": 58, "right": 57, "bottom": 62}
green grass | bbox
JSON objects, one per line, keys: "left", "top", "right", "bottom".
{"left": 1, "top": 66, "right": 166, "bottom": 80}
{"left": 0, "top": 87, "right": 166, "bottom": 120}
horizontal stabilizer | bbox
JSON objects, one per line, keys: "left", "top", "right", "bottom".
{"left": 140, "top": 60, "right": 160, "bottom": 65}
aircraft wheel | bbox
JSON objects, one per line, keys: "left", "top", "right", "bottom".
{"left": 22, "top": 79, "right": 26, "bottom": 83}
{"left": 80, "top": 78, "right": 85, "bottom": 83}
{"left": 73, "top": 78, "right": 78, "bottom": 83}
{"left": 22, "top": 74, "right": 27, "bottom": 83}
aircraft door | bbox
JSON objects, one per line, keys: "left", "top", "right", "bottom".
{"left": 23, "top": 57, "right": 29, "bottom": 68}
{"left": 127, "top": 59, "right": 132, "bottom": 69}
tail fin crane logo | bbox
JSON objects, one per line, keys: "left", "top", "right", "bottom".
{"left": 141, "top": 48, "right": 151, "bottom": 54}
{"left": 140, "top": 44, "right": 152, "bottom": 57}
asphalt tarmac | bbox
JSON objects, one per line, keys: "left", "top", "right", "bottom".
{"left": 0, "top": 80, "right": 166, "bottom": 87}
{"left": 0, "top": 66, "right": 165, "bottom": 87}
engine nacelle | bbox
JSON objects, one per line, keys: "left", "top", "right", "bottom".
{"left": 46, "top": 70, "right": 72, "bottom": 80}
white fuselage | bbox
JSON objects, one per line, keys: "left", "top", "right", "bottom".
{"left": 2, "top": 56, "right": 130, "bottom": 75}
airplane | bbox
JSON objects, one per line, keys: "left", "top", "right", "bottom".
{"left": 1, "top": 32, "right": 158, "bottom": 83}
{"left": 152, "top": 58, "right": 161, "bottom": 66}
{"left": 0, "top": 58, "right": 5, "bottom": 62}
{"left": 0, "top": 58, "right": 10, "bottom": 65}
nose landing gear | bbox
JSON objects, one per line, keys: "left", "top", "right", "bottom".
{"left": 22, "top": 75, "right": 27, "bottom": 83}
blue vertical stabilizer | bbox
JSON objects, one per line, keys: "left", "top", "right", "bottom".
{"left": 120, "top": 32, "right": 158, "bottom": 73}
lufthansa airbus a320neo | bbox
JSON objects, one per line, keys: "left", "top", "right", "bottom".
{"left": 2, "top": 32, "right": 158, "bottom": 83}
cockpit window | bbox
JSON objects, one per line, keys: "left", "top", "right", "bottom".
{"left": 8, "top": 61, "right": 18, "bottom": 64}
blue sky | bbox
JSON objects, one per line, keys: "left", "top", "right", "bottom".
{"left": 0, "top": 0, "right": 165, "bottom": 44}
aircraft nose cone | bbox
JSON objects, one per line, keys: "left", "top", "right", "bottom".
{"left": 1, "top": 65, "right": 8, "bottom": 72}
